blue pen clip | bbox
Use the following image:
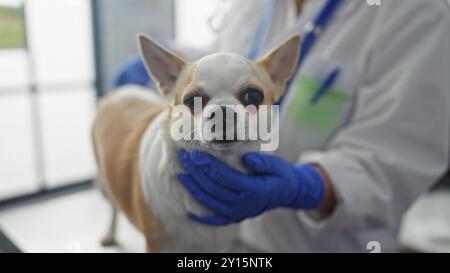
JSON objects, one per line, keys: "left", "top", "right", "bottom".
{"left": 311, "top": 67, "right": 341, "bottom": 105}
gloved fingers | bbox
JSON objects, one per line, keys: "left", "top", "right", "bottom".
{"left": 179, "top": 149, "right": 248, "bottom": 192}
{"left": 178, "top": 150, "right": 197, "bottom": 171}
{"left": 188, "top": 150, "right": 251, "bottom": 191}
{"left": 177, "top": 174, "right": 232, "bottom": 217}
{"left": 179, "top": 151, "right": 237, "bottom": 197}
{"left": 188, "top": 212, "right": 232, "bottom": 226}
{"left": 188, "top": 150, "right": 213, "bottom": 166}
{"left": 189, "top": 169, "right": 241, "bottom": 201}
{"left": 243, "top": 152, "right": 290, "bottom": 178}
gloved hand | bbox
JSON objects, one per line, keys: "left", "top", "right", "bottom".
{"left": 177, "top": 149, "right": 325, "bottom": 226}
{"left": 113, "top": 54, "right": 152, "bottom": 88}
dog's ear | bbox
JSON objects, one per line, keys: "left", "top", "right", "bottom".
{"left": 257, "top": 35, "right": 301, "bottom": 95}
{"left": 138, "top": 34, "right": 187, "bottom": 95}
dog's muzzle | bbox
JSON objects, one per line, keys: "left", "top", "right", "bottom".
{"left": 209, "top": 106, "right": 239, "bottom": 144}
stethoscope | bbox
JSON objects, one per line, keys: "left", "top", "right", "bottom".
{"left": 244, "top": 0, "right": 344, "bottom": 106}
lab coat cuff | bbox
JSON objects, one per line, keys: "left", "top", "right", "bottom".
{"left": 295, "top": 151, "right": 361, "bottom": 232}
{"left": 296, "top": 190, "right": 347, "bottom": 233}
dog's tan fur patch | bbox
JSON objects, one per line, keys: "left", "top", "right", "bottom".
{"left": 92, "top": 92, "right": 166, "bottom": 252}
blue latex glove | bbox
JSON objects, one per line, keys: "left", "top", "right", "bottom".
{"left": 113, "top": 54, "right": 152, "bottom": 88}
{"left": 177, "top": 150, "right": 325, "bottom": 226}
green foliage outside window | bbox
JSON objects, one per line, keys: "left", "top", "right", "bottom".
{"left": 0, "top": 6, "right": 25, "bottom": 49}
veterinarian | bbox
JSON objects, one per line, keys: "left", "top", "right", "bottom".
{"left": 117, "top": 0, "right": 450, "bottom": 252}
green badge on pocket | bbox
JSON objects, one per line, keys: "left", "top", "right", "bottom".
{"left": 287, "top": 76, "right": 351, "bottom": 135}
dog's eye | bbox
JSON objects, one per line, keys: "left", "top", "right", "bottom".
{"left": 183, "top": 94, "right": 208, "bottom": 112}
{"left": 240, "top": 88, "right": 264, "bottom": 107}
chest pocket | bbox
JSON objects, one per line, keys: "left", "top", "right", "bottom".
{"left": 284, "top": 58, "right": 359, "bottom": 137}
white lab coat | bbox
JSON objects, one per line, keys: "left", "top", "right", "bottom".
{"left": 239, "top": 0, "right": 450, "bottom": 252}
{"left": 184, "top": 0, "right": 450, "bottom": 252}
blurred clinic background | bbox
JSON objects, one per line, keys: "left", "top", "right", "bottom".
{"left": 0, "top": 0, "right": 449, "bottom": 253}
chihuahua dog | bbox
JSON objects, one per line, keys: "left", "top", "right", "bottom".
{"left": 92, "top": 34, "right": 300, "bottom": 252}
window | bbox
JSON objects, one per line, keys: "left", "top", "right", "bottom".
{"left": 0, "top": 0, "right": 27, "bottom": 90}
{"left": 0, "top": 0, "right": 96, "bottom": 200}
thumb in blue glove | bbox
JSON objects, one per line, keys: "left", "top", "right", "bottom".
{"left": 177, "top": 150, "right": 325, "bottom": 226}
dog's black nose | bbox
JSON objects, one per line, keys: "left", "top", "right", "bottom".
{"left": 210, "top": 106, "right": 238, "bottom": 143}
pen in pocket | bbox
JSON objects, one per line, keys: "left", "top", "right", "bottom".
{"left": 311, "top": 67, "right": 341, "bottom": 105}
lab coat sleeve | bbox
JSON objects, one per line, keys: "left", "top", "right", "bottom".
{"left": 298, "top": 1, "right": 450, "bottom": 231}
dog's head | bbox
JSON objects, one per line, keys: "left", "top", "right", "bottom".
{"left": 138, "top": 34, "right": 300, "bottom": 152}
